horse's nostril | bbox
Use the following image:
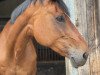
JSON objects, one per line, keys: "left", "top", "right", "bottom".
{"left": 83, "top": 52, "right": 88, "bottom": 60}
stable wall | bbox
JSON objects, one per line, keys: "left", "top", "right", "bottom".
{"left": 64, "top": 0, "right": 100, "bottom": 75}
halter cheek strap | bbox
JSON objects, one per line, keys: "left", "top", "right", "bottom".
{"left": 10, "top": 0, "right": 33, "bottom": 24}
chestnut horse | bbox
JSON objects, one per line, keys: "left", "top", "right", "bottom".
{"left": 0, "top": 0, "right": 89, "bottom": 75}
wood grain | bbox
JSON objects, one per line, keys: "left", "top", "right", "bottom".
{"left": 65, "top": 0, "right": 100, "bottom": 75}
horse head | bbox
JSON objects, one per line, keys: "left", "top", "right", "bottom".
{"left": 11, "top": 0, "right": 89, "bottom": 68}
{"left": 26, "top": 0, "right": 89, "bottom": 68}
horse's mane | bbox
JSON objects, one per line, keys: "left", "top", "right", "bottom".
{"left": 56, "top": 0, "right": 70, "bottom": 16}
{"left": 10, "top": 0, "right": 35, "bottom": 24}
{"left": 10, "top": 0, "right": 69, "bottom": 24}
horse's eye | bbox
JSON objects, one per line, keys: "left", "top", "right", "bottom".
{"left": 56, "top": 16, "right": 65, "bottom": 22}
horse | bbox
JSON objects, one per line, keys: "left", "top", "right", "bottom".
{"left": 0, "top": 0, "right": 89, "bottom": 74}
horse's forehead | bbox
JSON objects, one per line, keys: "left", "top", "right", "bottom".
{"left": 10, "top": 0, "right": 69, "bottom": 24}
{"left": 10, "top": 0, "right": 34, "bottom": 24}
{"left": 45, "top": 1, "right": 70, "bottom": 16}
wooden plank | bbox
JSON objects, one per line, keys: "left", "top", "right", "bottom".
{"left": 85, "top": 0, "right": 100, "bottom": 75}
{"left": 97, "top": 1, "right": 100, "bottom": 74}
{"left": 92, "top": 0, "right": 100, "bottom": 75}
{"left": 64, "top": 0, "right": 100, "bottom": 75}
{"left": 64, "top": 0, "right": 90, "bottom": 75}
{"left": 75, "top": 0, "right": 97, "bottom": 75}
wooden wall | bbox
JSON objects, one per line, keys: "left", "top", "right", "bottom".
{"left": 64, "top": 0, "right": 100, "bottom": 75}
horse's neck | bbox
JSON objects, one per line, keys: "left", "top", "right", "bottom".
{"left": 14, "top": 26, "right": 32, "bottom": 53}
{"left": 6, "top": 4, "right": 35, "bottom": 51}
{"left": 14, "top": 28, "right": 37, "bottom": 74}
{"left": 13, "top": 25, "right": 36, "bottom": 62}
{"left": 0, "top": 24, "right": 37, "bottom": 74}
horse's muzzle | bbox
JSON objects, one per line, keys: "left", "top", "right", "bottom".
{"left": 70, "top": 52, "right": 88, "bottom": 68}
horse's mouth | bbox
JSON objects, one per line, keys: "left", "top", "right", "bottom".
{"left": 70, "top": 57, "right": 79, "bottom": 68}
{"left": 50, "top": 37, "right": 88, "bottom": 68}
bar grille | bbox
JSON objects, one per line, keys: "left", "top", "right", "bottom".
{"left": 36, "top": 44, "right": 64, "bottom": 62}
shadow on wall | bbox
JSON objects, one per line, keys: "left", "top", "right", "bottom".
{"left": 0, "top": 0, "right": 24, "bottom": 17}
{"left": 37, "top": 62, "right": 66, "bottom": 75}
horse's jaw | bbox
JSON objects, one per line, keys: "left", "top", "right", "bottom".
{"left": 50, "top": 37, "right": 88, "bottom": 68}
